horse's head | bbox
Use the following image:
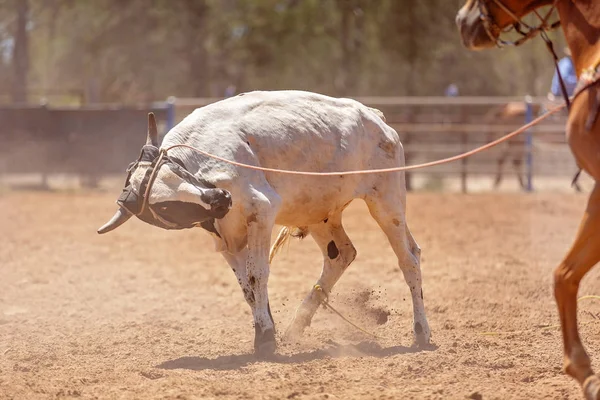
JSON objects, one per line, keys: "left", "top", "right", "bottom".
{"left": 456, "top": 0, "right": 555, "bottom": 49}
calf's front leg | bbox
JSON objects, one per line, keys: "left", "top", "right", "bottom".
{"left": 242, "top": 186, "right": 282, "bottom": 355}
{"left": 220, "top": 225, "right": 276, "bottom": 356}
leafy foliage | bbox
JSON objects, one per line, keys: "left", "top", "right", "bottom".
{"left": 0, "top": 0, "right": 567, "bottom": 104}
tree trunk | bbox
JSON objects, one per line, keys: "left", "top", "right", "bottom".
{"left": 335, "top": 0, "right": 365, "bottom": 96}
{"left": 183, "top": 0, "right": 210, "bottom": 97}
{"left": 42, "top": 0, "right": 61, "bottom": 101}
{"left": 405, "top": 1, "right": 417, "bottom": 96}
{"left": 12, "top": 0, "right": 29, "bottom": 104}
{"left": 337, "top": 0, "right": 352, "bottom": 95}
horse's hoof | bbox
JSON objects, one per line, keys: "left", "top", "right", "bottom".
{"left": 583, "top": 375, "right": 600, "bottom": 400}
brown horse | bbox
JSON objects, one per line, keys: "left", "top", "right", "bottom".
{"left": 457, "top": 1, "right": 600, "bottom": 398}
{"left": 484, "top": 101, "right": 583, "bottom": 191}
{"left": 483, "top": 102, "right": 531, "bottom": 190}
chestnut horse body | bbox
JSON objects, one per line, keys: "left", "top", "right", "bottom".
{"left": 457, "top": 1, "right": 600, "bottom": 399}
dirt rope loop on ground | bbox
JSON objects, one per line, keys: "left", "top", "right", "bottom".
{"left": 164, "top": 103, "right": 567, "bottom": 176}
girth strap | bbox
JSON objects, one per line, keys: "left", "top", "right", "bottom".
{"left": 573, "top": 65, "right": 600, "bottom": 132}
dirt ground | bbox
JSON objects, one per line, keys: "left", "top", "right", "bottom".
{"left": 3, "top": 189, "right": 600, "bottom": 400}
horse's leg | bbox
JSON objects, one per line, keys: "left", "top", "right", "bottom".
{"left": 554, "top": 183, "right": 600, "bottom": 399}
{"left": 573, "top": 170, "right": 583, "bottom": 192}
{"left": 494, "top": 150, "right": 507, "bottom": 189}
{"left": 512, "top": 157, "right": 525, "bottom": 190}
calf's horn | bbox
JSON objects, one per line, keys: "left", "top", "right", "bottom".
{"left": 97, "top": 207, "right": 132, "bottom": 234}
{"left": 146, "top": 112, "right": 158, "bottom": 146}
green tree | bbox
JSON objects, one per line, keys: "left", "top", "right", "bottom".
{"left": 0, "top": 0, "right": 567, "bottom": 104}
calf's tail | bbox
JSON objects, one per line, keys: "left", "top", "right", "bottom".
{"left": 269, "top": 226, "right": 309, "bottom": 264}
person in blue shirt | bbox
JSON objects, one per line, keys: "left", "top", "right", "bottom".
{"left": 445, "top": 83, "right": 459, "bottom": 97}
{"left": 547, "top": 47, "right": 578, "bottom": 101}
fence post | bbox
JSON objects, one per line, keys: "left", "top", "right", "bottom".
{"left": 460, "top": 105, "right": 468, "bottom": 193}
{"left": 524, "top": 95, "right": 534, "bottom": 192}
{"left": 461, "top": 132, "right": 468, "bottom": 193}
{"left": 40, "top": 101, "right": 50, "bottom": 189}
{"left": 402, "top": 130, "right": 413, "bottom": 192}
{"left": 405, "top": 105, "right": 413, "bottom": 191}
{"left": 166, "top": 96, "right": 176, "bottom": 133}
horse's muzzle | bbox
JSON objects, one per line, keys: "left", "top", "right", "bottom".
{"left": 456, "top": 5, "right": 496, "bottom": 50}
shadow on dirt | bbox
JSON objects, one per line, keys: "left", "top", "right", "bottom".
{"left": 157, "top": 341, "right": 438, "bottom": 371}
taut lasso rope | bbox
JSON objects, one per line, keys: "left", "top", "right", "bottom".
{"left": 161, "top": 103, "right": 568, "bottom": 339}
{"left": 164, "top": 103, "right": 566, "bottom": 176}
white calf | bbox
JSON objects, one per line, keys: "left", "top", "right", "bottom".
{"left": 98, "top": 90, "right": 430, "bottom": 355}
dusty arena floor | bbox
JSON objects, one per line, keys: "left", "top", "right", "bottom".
{"left": 3, "top": 190, "right": 600, "bottom": 399}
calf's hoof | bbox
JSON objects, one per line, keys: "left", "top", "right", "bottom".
{"left": 254, "top": 328, "right": 276, "bottom": 357}
{"left": 282, "top": 310, "right": 313, "bottom": 342}
{"left": 583, "top": 375, "right": 600, "bottom": 400}
{"left": 414, "top": 321, "right": 431, "bottom": 347}
{"left": 282, "top": 319, "right": 308, "bottom": 343}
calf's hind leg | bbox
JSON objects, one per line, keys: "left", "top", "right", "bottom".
{"left": 365, "top": 192, "right": 430, "bottom": 345}
{"left": 284, "top": 212, "right": 357, "bottom": 339}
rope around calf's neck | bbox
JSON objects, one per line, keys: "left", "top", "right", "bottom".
{"left": 164, "top": 103, "right": 567, "bottom": 176}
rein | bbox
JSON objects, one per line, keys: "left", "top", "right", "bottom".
{"left": 541, "top": 30, "right": 572, "bottom": 110}
{"left": 162, "top": 103, "right": 566, "bottom": 177}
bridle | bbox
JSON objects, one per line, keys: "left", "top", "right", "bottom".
{"left": 478, "top": 0, "right": 561, "bottom": 48}
{"left": 478, "top": 0, "right": 572, "bottom": 109}
{"left": 478, "top": 0, "right": 600, "bottom": 185}
{"left": 118, "top": 145, "right": 180, "bottom": 229}
{"left": 117, "top": 145, "right": 225, "bottom": 232}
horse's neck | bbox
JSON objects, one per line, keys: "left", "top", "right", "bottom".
{"left": 557, "top": 0, "right": 600, "bottom": 75}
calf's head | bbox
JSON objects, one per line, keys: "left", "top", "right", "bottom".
{"left": 98, "top": 113, "right": 232, "bottom": 234}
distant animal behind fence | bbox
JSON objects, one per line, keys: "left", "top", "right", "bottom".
{"left": 481, "top": 100, "right": 580, "bottom": 191}
{"left": 482, "top": 101, "right": 534, "bottom": 190}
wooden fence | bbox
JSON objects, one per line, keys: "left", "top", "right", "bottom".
{"left": 0, "top": 97, "right": 576, "bottom": 191}
{"left": 0, "top": 104, "right": 169, "bottom": 187}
